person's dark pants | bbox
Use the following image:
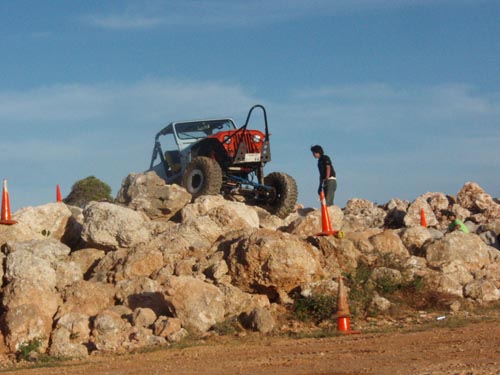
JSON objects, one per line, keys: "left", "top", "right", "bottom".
{"left": 324, "top": 179, "right": 337, "bottom": 206}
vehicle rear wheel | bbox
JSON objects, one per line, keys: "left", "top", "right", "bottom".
{"left": 263, "top": 172, "right": 298, "bottom": 218}
{"left": 182, "top": 156, "right": 223, "bottom": 199}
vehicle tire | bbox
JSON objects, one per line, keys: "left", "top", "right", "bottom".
{"left": 263, "top": 172, "right": 298, "bottom": 219}
{"left": 182, "top": 156, "right": 223, "bottom": 199}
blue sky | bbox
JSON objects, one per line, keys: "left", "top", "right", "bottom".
{"left": 1, "top": 0, "right": 499, "bottom": 211}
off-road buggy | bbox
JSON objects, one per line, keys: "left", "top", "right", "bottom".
{"left": 149, "top": 105, "right": 297, "bottom": 218}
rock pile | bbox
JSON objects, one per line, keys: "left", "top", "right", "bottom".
{"left": 0, "top": 172, "right": 499, "bottom": 361}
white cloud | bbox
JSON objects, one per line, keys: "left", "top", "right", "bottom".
{"left": 83, "top": 0, "right": 492, "bottom": 30}
{"left": 86, "top": 14, "right": 164, "bottom": 30}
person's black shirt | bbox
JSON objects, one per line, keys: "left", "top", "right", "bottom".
{"left": 318, "top": 155, "right": 336, "bottom": 180}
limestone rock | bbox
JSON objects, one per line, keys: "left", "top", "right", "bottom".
{"left": 464, "top": 279, "right": 500, "bottom": 302}
{"left": 217, "top": 283, "right": 270, "bottom": 318}
{"left": 116, "top": 172, "right": 191, "bottom": 220}
{"left": 81, "top": 202, "right": 151, "bottom": 250}
{"left": 48, "top": 327, "right": 89, "bottom": 358}
{"left": 4, "top": 249, "right": 57, "bottom": 289}
{"left": 240, "top": 307, "right": 275, "bottom": 334}
{"left": 57, "top": 280, "right": 116, "bottom": 318}
{"left": 369, "top": 230, "right": 410, "bottom": 258}
{"left": 425, "top": 232, "right": 492, "bottom": 272}
{"left": 2, "top": 278, "right": 61, "bottom": 320}
{"left": 181, "top": 195, "right": 259, "bottom": 229}
{"left": 342, "top": 199, "right": 386, "bottom": 231}
{"left": 224, "top": 229, "right": 324, "bottom": 301}
{"left": 131, "top": 308, "right": 157, "bottom": 328}
{"left": 113, "top": 245, "right": 164, "bottom": 281}
{"left": 284, "top": 206, "right": 343, "bottom": 237}
{"left": 4, "top": 239, "right": 71, "bottom": 267}
{"left": 69, "top": 248, "right": 106, "bottom": 277}
{"left": 91, "top": 310, "right": 129, "bottom": 352}
{"left": 404, "top": 197, "right": 438, "bottom": 227}
{"left": 4, "top": 304, "right": 53, "bottom": 352}
{"left": 0, "top": 222, "right": 45, "bottom": 249}
{"left": 457, "top": 182, "right": 500, "bottom": 218}
{"left": 12, "top": 203, "right": 74, "bottom": 240}
{"left": 49, "top": 312, "right": 90, "bottom": 358}
{"left": 115, "top": 277, "right": 168, "bottom": 316}
{"left": 163, "top": 276, "right": 225, "bottom": 334}
{"left": 401, "top": 227, "right": 432, "bottom": 256}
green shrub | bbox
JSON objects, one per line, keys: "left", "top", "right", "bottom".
{"left": 64, "top": 176, "right": 113, "bottom": 208}
{"left": 293, "top": 294, "right": 337, "bottom": 324}
{"left": 17, "top": 338, "right": 44, "bottom": 361}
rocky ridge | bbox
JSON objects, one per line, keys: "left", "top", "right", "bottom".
{"left": 0, "top": 171, "right": 499, "bottom": 361}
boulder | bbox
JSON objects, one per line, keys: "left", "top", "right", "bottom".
{"left": 440, "top": 261, "right": 474, "bottom": 286}
{"left": 153, "top": 317, "right": 182, "bottom": 339}
{"left": 49, "top": 327, "right": 89, "bottom": 358}
{"left": 116, "top": 172, "right": 191, "bottom": 220}
{"left": 115, "top": 277, "right": 168, "bottom": 316}
{"left": 342, "top": 199, "right": 386, "bottom": 231}
{"left": 81, "top": 202, "right": 151, "bottom": 250}
{"left": 369, "top": 230, "right": 410, "bottom": 258}
{"left": 307, "top": 236, "right": 361, "bottom": 274}
{"left": 91, "top": 310, "right": 130, "bottom": 352}
{"left": 57, "top": 280, "right": 116, "bottom": 318}
{"left": 401, "top": 227, "right": 432, "bottom": 256}
{"left": 3, "top": 304, "right": 53, "bottom": 352}
{"left": 12, "top": 203, "right": 74, "bottom": 241}
{"left": 284, "top": 206, "right": 343, "bottom": 237}
{"left": 181, "top": 195, "right": 260, "bottom": 229}
{"left": 404, "top": 197, "right": 438, "bottom": 227}
{"left": 420, "top": 192, "right": 451, "bottom": 212}
{"left": 49, "top": 312, "right": 90, "bottom": 358}
{"left": 0, "top": 223, "right": 45, "bottom": 249}
{"left": 4, "top": 239, "right": 71, "bottom": 267}
{"left": 457, "top": 182, "right": 500, "bottom": 219}
{"left": 131, "top": 307, "right": 157, "bottom": 328}
{"left": 2, "top": 278, "right": 61, "bottom": 320}
{"left": 69, "top": 248, "right": 106, "bottom": 277}
{"left": 425, "top": 232, "right": 492, "bottom": 272}
{"left": 217, "top": 283, "right": 270, "bottom": 318}
{"left": 55, "top": 261, "right": 83, "bottom": 291}
{"left": 224, "top": 229, "right": 324, "bottom": 301}
{"left": 384, "top": 198, "right": 410, "bottom": 228}
{"left": 113, "top": 245, "right": 164, "bottom": 281}
{"left": 4, "top": 249, "right": 57, "bottom": 289}
{"left": 240, "top": 307, "right": 275, "bottom": 334}
{"left": 464, "top": 279, "right": 500, "bottom": 303}
{"left": 163, "top": 276, "right": 225, "bottom": 334}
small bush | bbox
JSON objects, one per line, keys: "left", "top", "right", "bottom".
{"left": 17, "top": 338, "right": 44, "bottom": 361}
{"left": 64, "top": 176, "right": 113, "bottom": 208}
{"left": 293, "top": 294, "right": 337, "bottom": 324}
{"left": 212, "top": 317, "right": 242, "bottom": 336}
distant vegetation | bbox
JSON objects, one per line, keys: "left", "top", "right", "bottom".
{"left": 64, "top": 176, "right": 113, "bottom": 207}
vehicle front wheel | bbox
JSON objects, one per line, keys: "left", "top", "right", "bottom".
{"left": 263, "top": 172, "right": 298, "bottom": 218}
{"left": 182, "top": 156, "right": 223, "bottom": 199}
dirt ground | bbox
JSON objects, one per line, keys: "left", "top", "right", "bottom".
{"left": 1, "top": 316, "right": 500, "bottom": 375}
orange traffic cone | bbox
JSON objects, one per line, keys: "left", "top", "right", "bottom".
{"left": 56, "top": 184, "right": 63, "bottom": 202}
{"left": 336, "top": 276, "right": 360, "bottom": 334}
{"left": 420, "top": 208, "right": 427, "bottom": 228}
{"left": 316, "top": 191, "right": 337, "bottom": 236}
{"left": 0, "top": 179, "right": 17, "bottom": 225}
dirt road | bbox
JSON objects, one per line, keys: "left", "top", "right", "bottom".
{"left": 2, "top": 319, "right": 500, "bottom": 375}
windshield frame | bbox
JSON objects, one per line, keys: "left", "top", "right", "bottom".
{"left": 173, "top": 119, "right": 236, "bottom": 140}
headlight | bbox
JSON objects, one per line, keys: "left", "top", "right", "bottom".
{"left": 223, "top": 135, "right": 232, "bottom": 144}
{"left": 252, "top": 134, "right": 262, "bottom": 143}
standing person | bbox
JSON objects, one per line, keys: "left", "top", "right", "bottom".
{"left": 310, "top": 145, "right": 337, "bottom": 205}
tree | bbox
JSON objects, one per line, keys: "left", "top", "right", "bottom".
{"left": 64, "top": 176, "right": 113, "bottom": 207}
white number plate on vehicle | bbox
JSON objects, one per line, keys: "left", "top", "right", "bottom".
{"left": 244, "top": 153, "right": 261, "bottom": 162}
